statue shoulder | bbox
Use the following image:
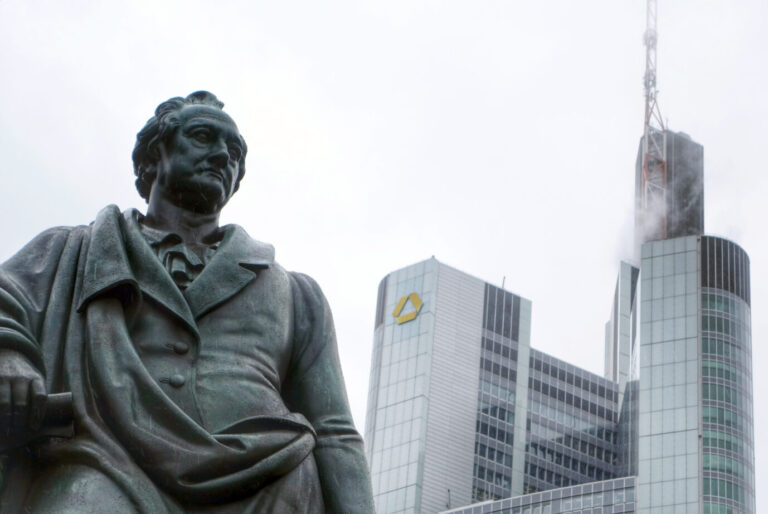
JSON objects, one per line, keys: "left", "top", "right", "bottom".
{"left": 288, "top": 271, "right": 328, "bottom": 307}
{"left": 3, "top": 224, "right": 90, "bottom": 270}
{"left": 1, "top": 204, "right": 128, "bottom": 272}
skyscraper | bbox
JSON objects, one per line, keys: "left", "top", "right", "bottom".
{"left": 365, "top": 260, "right": 532, "bottom": 513}
{"left": 365, "top": 260, "right": 626, "bottom": 513}
{"left": 635, "top": 235, "right": 753, "bottom": 513}
{"left": 365, "top": 129, "right": 754, "bottom": 514}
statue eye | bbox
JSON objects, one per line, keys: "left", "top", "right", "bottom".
{"left": 191, "top": 129, "right": 212, "bottom": 143}
{"left": 228, "top": 146, "right": 242, "bottom": 161}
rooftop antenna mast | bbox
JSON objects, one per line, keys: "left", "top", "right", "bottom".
{"left": 640, "top": 0, "right": 667, "bottom": 240}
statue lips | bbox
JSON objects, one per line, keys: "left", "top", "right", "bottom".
{"left": 198, "top": 166, "right": 231, "bottom": 192}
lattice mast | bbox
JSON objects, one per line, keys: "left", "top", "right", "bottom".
{"left": 640, "top": 0, "right": 667, "bottom": 241}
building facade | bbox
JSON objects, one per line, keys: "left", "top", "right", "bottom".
{"left": 441, "top": 477, "right": 637, "bottom": 514}
{"left": 366, "top": 126, "right": 754, "bottom": 513}
{"left": 366, "top": 233, "right": 754, "bottom": 514}
{"left": 635, "top": 236, "right": 754, "bottom": 513}
{"left": 366, "top": 259, "right": 627, "bottom": 513}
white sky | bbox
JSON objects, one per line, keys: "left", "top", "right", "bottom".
{"left": 1, "top": 0, "right": 766, "bottom": 507}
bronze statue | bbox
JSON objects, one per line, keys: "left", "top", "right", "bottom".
{"left": 0, "top": 92, "right": 374, "bottom": 513}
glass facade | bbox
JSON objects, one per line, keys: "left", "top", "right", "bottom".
{"left": 636, "top": 236, "right": 755, "bottom": 514}
{"left": 442, "top": 477, "right": 637, "bottom": 514}
{"left": 473, "top": 284, "right": 521, "bottom": 502}
{"left": 366, "top": 260, "right": 438, "bottom": 514}
{"left": 525, "top": 351, "right": 619, "bottom": 494}
{"left": 637, "top": 236, "right": 702, "bottom": 513}
{"left": 699, "top": 237, "right": 754, "bottom": 514}
{"left": 368, "top": 234, "right": 754, "bottom": 514}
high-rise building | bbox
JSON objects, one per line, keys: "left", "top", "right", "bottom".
{"left": 635, "top": 235, "right": 754, "bottom": 513}
{"left": 365, "top": 130, "right": 755, "bottom": 513}
{"left": 365, "top": 259, "right": 626, "bottom": 513}
{"left": 365, "top": 260, "right": 531, "bottom": 513}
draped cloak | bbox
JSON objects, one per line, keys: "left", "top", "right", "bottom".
{"left": 0, "top": 205, "right": 373, "bottom": 513}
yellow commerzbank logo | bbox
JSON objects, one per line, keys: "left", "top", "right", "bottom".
{"left": 392, "top": 292, "right": 423, "bottom": 324}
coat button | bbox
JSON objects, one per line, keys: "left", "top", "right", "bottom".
{"left": 172, "top": 342, "right": 190, "bottom": 355}
{"left": 169, "top": 374, "right": 186, "bottom": 388}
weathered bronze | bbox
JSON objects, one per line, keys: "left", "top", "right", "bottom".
{"left": 0, "top": 92, "right": 374, "bottom": 513}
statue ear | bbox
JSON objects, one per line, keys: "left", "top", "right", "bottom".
{"left": 136, "top": 162, "right": 158, "bottom": 202}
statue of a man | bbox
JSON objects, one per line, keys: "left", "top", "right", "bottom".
{"left": 0, "top": 92, "right": 374, "bottom": 513}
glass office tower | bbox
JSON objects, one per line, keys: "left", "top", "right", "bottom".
{"left": 367, "top": 120, "right": 754, "bottom": 512}
{"left": 636, "top": 236, "right": 754, "bottom": 514}
{"left": 366, "top": 259, "right": 628, "bottom": 513}
{"left": 365, "top": 258, "right": 520, "bottom": 513}
{"left": 367, "top": 234, "right": 754, "bottom": 513}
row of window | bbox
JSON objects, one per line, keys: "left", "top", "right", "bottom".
{"left": 483, "top": 357, "right": 517, "bottom": 382}
{"left": 529, "top": 378, "right": 616, "bottom": 421}
{"left": 702, "top": 337, "right": 746, "bottom": 365}
{"left": 475, "top": 442, "right": 513, "bottom": 467}
{"left": 525, "top": 460, "right": 611, "bottom": 487}
{"left": 703, "top": 477, "right": 747, "bottom": 504}
{"left": 703, "top": 430, "right": 747, "bottom": 454}
{"left": 530, "top": 356, "right": 617, "bottom": 402}
{"left": 472, "top": 485, "right": 502, "bottom": 503}
{"left": 702, "top": 406, "right": 746, "bottom": 430}
{"left": 530, "top": 419, "right": 616, "bottom": 446}
{"left": 704, "top": 501, "right": 743, "bottom": 514}
{"left": 484, "top": 284, "right": 521, "bottom": 340}
{"left": 702, "top": 315, "right": 745, "bottom": 339}
{"left": 477, "top": 420, "right": 514, "bottom": 445}
{"left": 474, "top": 463, "right": 512, "bottom": 489}
{"left": 702, "top": 293, "right": 740, "bottom": 316}
{"left": 480, "top": 379, "right": 516, "bottom": 403}
{"left": 560, "top": 488, "right": 633, "bottom": 511}
{"left": 480, "top": 401, "right": 515, "bottom": 424}
{"left": 529, "top": 401, "right": 617, "bottom": 440}
{"left": 700, "top": 237, "right": 751, "bottom": 306}
{"left": 702, "top": 360, "right": 745, "bottom": 386}
{"left": 483, "top": 336, "right": 518, "bottom": 362}
{"left": 702, "top": 383, "right": 748, "bottom": 411}
{"left": 528, "top": 439, "right": 615, "bottom": 468}
{"left": 703, "top": 453, "right": 746, "bottom": 478}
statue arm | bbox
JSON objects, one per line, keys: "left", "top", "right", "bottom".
{"left": 284, "top": 272, "right": 375, "bottom": 514}
{"left": 0, "top": 228, "right": 75, "bottom": 432}
{"left": 0, "top": 228, "right": 75, "bottom": 372}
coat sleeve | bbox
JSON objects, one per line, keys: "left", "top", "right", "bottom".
{"left": 283, "top": 272, "right": 374, "bottom": 513}
{"left": 0, "top": 228, "right": 75, "bottom": 375}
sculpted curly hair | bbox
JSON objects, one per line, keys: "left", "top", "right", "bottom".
{"left": 132, "top": 91, "right": 247, "bottom": 202}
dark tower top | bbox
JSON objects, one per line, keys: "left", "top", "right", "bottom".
{"left": 634, "top": 130, "right": 704, "bottom": 257}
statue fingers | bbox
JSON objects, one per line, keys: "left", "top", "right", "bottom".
{"left": 29, "top": 377, "right": 47, "bottom": 431}
{"left": 0, "top": 379, "right": 9, "bottom": 432}
{"left": 11, "top": 378, "right": 29, "bottom": 431}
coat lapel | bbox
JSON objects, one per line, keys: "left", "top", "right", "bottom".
{"left": 183, "top": 225, "right": 274, "bottom": 319}
{"left": 120, "top": 211, "right": 199, "bottom": 333}
{"left": 78, "top": 206, "right": 198, "bottom": 336}
{"left": 79, "top": 206, "right": 273, "bottom": 328}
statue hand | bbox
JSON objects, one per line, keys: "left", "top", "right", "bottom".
{"left": 0, "top": 349, "right": 46, "bottom": 433}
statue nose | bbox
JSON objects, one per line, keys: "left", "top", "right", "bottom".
{"left": 207, "top": 143, "right": 229, "bottom": 170}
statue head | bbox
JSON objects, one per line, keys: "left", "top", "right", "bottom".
{"left": 132, "top": 91, "right": 248, "bottom": 208}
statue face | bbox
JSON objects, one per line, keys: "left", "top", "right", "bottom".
{"left": 153, "top": 105, "right": 243, "bottom": 214}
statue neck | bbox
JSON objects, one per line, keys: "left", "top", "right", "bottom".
{"left": 143, "top": 195, "right": 221, "bottom": 245}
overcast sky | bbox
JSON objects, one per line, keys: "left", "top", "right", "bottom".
{"left": 1, "top": 0, "right": 766, "bottom": 507}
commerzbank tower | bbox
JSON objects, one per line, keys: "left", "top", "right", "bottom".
{"left": 363, "top": 3, "right": 754, "bottom": 513}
